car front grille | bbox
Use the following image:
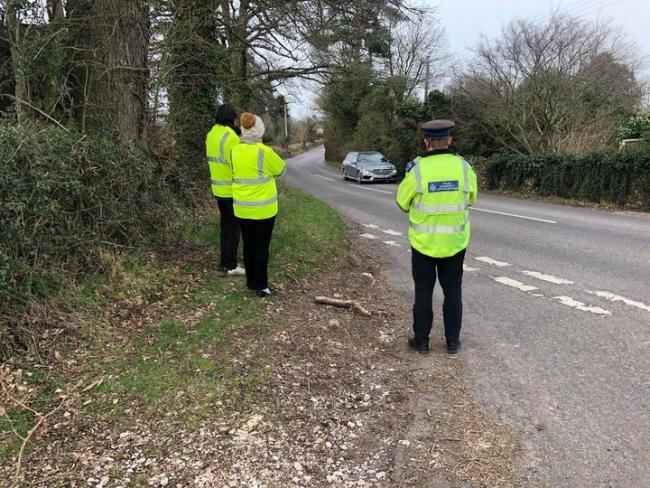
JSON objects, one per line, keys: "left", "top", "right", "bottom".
{"left": 372, "top": 168, "right": 393, "bottom": 175}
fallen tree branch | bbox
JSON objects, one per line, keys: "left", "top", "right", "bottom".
{"left": 314, "top": 296, "right": 371, "bottom": 317}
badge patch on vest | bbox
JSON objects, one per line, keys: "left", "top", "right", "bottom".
{"left": 428, "top": 181, "right": 459, "bottom": 192}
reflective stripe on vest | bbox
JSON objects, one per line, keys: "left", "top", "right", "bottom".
{"left": 208, "top": 132, "right": 231, "bottom": 165}
{"left": 462, "top": 158, "right": 469, "bottom": 208}
{"left": 233, "top": 149, "right": 270, "bottom": 184}
{"left": 414, "top": 162, "right": 423, "bottom": 194}
{"left": 410, "top": 221, "right": 468, "bottom": 234}
{"left": 233, "top": 195, "right": 278, "bottom": 207}
{"left": 413, "top": 203, "right": 467, "bottom": 213}
{"left": 211, "top": 180, "right": 231, "bottom": 186}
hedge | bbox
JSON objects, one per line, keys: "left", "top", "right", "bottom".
{"left": 0, "top": 120, "right": 183, "bottom": 353}
{"left": 482, "top": 149, "right": 650, "bottom": 209}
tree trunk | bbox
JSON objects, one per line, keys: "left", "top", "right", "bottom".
{"left": 68, "top": 0, "right": 149, "bottom": 143}
{"left": 5, "top": 2, "right": 29, "bottom": 123}
{"left": 167, "top": 0, "right": 222, "bottom": 179}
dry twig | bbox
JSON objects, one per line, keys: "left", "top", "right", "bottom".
{"left": 314, "top": 296, "right": 371, "bottom": 316}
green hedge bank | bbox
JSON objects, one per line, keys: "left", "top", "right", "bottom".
{"left": 0, "top": 120, "right": 182, "bottom": 346}
{"left": 480, "top": 149, "right": 650, "bottom": 209}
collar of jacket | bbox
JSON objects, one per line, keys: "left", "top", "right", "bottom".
{"left": 419, "top": 148, "right": 455, "bottom": 158}
{"left": 240, "top": 136, "right": 261, "bottom": 144}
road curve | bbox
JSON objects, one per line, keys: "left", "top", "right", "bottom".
{"left": 284, "top": 146, "right": 650, "bottom": 487}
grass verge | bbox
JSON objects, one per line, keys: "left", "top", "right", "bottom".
{"left": 0, "top": 184, "right": 346, "bottom": 465}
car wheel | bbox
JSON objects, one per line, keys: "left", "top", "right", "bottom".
{"left": 356, "top": 171, "right": 362, "bottom": 184}
{"left": 342, "top": 167, "right": 347, "bottom": 180}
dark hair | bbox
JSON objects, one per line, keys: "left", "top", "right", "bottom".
{"left": 215, "top": 104, "right": 238, "bottom": 130}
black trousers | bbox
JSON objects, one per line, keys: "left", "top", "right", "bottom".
{"left": 216, "top": 197, "right": 241, "bottom": 270}
{"left": 411, "top": 247, "right": 466, "bottom": 345}
{"left": 238, "top": 217, "right": 276, "bottom": 291}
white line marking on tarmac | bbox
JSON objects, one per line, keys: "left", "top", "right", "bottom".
{"left": 360, "top": 233, "right": 377, "bottom": 240}
{"left": 351, "top": 184, "right": 392, "bottom": 194}
{"left": 383, "top": 240, "right": 402, "bottom": 247}
{"left": 476, "top": 256, "right": 511, "bottom": 267}
{"left": 382, "top": 228, "right": 403, "bottom": 236}
{"left": 315, "top": 174, "right": 335, "bottom": 181}
{"left": 587, "top": 291, "right": 650, "bottom": 313}
{"left": 463, "top": 265, "right": 479, "bottom": 272}
{"left": 522, "top": 270, "right": 574, "bottom": 284}
{"left": 362, "top": 224, "right": 380, "bottom": 229}
{"left": 471, "top": 207, "right": 557, "bottom": 224}
{"left": 553, "top": 296, "right": 611, "bottom": 316}
{"left": 493, "top": 277, "right": 539, "bottom": 292}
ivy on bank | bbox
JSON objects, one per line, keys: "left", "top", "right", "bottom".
{"left": 481, "top": 148, "right": 650, "bottom": 209}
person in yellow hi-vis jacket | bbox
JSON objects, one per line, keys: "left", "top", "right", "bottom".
{"left": 396, "top": 119, "right": 478, "bottom": 355}
{"left": 206, "top": 104, "right": 244, "bottom": 277}
{"left": 231, "top": 113, "right": 286, "bottom": 297}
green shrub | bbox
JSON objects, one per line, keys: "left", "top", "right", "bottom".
{"left": 0, "top": 120, "right": 182, "bottom": 352}
{"left": 483, "top": 149, "right": 650, "bottom": 208}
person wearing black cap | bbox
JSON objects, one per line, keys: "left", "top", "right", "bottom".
{"left": 396, "top": 119, "right": 478, "bottom": 355}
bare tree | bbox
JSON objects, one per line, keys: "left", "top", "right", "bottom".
{"left": 456, "top": 13, "right": 643, "bottom": 154}
{"left": 3, "top": 0, "right": 30, "bottom": 122}
{"left": 384, "top": 11, "right": 447, "bottom": 101}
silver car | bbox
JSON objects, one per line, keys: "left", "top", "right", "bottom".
{"left": 341, "top": 151, "right": 398, "bottom": 184}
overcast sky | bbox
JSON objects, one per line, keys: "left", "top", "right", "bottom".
{"left": 288, "top": 0, "right": 650, "bottom": 117}
{"left": 433, "top": 0, "right": 650, "bottom": 61}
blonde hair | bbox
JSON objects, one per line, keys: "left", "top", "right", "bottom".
{"left": 240, "top": 112, "right": 256, "bottom": 130}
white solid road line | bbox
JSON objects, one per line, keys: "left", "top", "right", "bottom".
{"left": 522, "top": 270, "right": 574, "bottom": 285}
{"left": 553, "top": 296, "right": 611, "bottom": 316}
{"left": 471, "top": 207, "right": 557, "bottom": 224}
{"left": 475, "top": 256, "right": 511, "bottom": 267}
{"left": 493, "top": 276, "right": 539, "bottom": 292}
{"left": 588, "top": 291, "right": 650, "bottom": 313}
{"left": 316, "top": 174, "right": 335, "bottom": 181}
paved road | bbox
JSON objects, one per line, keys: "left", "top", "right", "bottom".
{"left": 285, "top": 146, "right": 650, "bottom": 487}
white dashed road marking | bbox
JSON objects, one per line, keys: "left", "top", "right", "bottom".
{"left": 522, "top": 270, "right": 575, "bottom": 285}
{"left": 463, "top": 265, "right": 479, "bottom": 272}
{"left": 471, "top": 207, "right": 557, "bottom": 224}
{"left": 383, "top": 240, "right": 402, "bottom": 247}
{"left": 352, "top": 184, "right": 393, "bottom": 194}
{"left": 382, "top": 229, "right": 403, "bottom": 236}
{"left": 316, "top": 174, "right": 335, "bottom": 181}
{"left": 587, "top": 291, "right": 650, "bottom": 313}
{"left": 360, "top": 233, "right": 377, "bottom": 240}
{"left": 553, "top": 296, "right": 611, "bottom": 316}
{"left": 362, "top": 224, "right": 380, "bottom": 229}
{"left": 493, "top": 277, "right": 539, "bottom": 292}
{"left": 476, "top": 257, "right": 511, "bottom": 267}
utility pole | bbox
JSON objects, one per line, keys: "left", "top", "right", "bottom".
{"left": 283, "top": 100, "right": 289, "bottom": 148}
{"left": 424, "top": 56, "right": 431, "bottom": 105}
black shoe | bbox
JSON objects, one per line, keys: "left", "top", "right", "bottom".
{"left": 255, "top": 288, "right": 273, "bottom": 298}
{"left": 408, "top": 337, "right": 430, "bottom": 354}
{"left": 447, "top": 341, "right": 461, "bottom": 355}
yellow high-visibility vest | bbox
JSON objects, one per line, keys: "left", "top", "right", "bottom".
{"left": 206, "top": 124, "right": 239, "bottom": 198}
{"left": 396, "top": 151, "right": 478, "bottom": 258}
{"left": 231, "top": 142, "right": 286, "bottom": 219}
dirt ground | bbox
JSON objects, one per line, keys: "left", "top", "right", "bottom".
{"left": 1, "top": 229, "right": 523, "bottom": 487}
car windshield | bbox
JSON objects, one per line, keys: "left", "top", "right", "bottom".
{"left": 357, "top": 153, "right": 386, "bottom": 165}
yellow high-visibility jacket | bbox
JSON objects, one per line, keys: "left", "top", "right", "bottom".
{"left": 231, "top": 142, "right": 286, "bottom": 219}
{"left": 396, "top": 150, "right": 477, "bottom": 258}
{"left": 206, "top": 124, "right": 239, "bottom": 198}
